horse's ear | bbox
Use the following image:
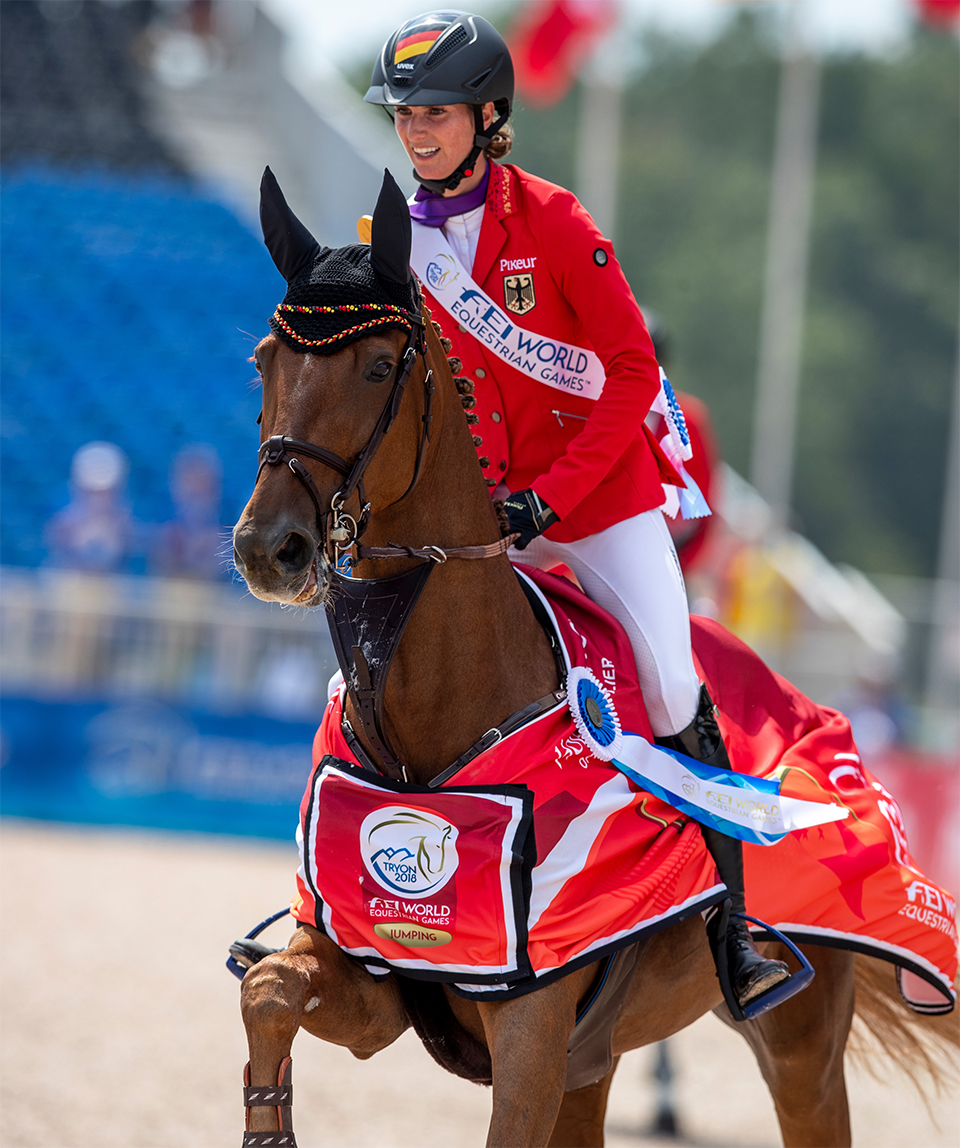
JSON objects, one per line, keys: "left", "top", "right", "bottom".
{"left": 370, "top": 169, "right": 412, "bottom": 287}
{"left": 259, "top": 166, "right": 324, "bottom": 283}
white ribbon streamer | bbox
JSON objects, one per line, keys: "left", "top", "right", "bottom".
{"left": 614, "top": 733, "right": 849, "bottom": 845}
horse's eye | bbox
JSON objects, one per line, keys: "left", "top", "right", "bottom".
{"left": 371, "top": 361, "right": 393, "bottom": 380}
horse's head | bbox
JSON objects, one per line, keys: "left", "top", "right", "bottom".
{"left": 233, "top": 168, "right": 431, "bottom": 606}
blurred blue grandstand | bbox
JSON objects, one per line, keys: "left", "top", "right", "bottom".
{"left": 0, "top": 0, "right": 335, "bottom": 837}
{"left": 1, "top": 166, "right": 277, "bottom": 567}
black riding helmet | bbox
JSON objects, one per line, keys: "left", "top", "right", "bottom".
{"left": 364, "top": 10, "right": 514, "bottom": 194}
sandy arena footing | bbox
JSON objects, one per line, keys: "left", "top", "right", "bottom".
{"left": 1, "top": 820, "right": 956, "bottom": 1148}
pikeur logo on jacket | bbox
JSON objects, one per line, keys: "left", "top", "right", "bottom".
{"left": 419, "top": 163, "right": 681, "bottom": 544}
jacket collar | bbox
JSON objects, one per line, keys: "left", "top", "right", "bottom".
{"left": 472, "top": 163, "right": 517, "bottom": 285}
{"left": 487, "top": 162, "right": 517, "bottom": 222}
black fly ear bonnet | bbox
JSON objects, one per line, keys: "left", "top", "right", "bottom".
{"left": 260, "top": 166, "right": 419, "bottom": 353}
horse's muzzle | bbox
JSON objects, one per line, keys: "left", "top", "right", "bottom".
{"left": 232, "top": 514, "right": 326, "bottom": 605}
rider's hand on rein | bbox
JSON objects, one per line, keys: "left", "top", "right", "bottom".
{"left": 503, "top": 488, "right": 559, "bottom": 551}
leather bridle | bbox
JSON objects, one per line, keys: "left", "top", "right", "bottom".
{"left": 255, "top": 302, "right": 518, "bottom": 571}
{"left": 255, "top": 305, "right": 433, "bottom": 568}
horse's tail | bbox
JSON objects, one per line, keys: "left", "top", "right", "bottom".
{"left": 849, "top": 955, "right": 959, "bottom": 1099}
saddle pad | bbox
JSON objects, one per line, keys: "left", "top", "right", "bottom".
{"left": 297, "top": 757, "right": 535, "bottom": 983}
{"left": 291, "top": 567, "right": 957, "bottom": 1010}
{"left": 690, "top": 615, "right": 958, "bottom": 1013}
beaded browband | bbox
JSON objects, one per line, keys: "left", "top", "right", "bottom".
{"left": 270, "top": 302, "right": 418, "bottom": 350}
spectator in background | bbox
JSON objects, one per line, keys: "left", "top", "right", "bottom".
{"left": 641, "top": 307, "right": 720, "bottom": 574}
{"left": 46, "top": 441, "right": 135, "bottom": 572}
{"left": 150, "top": 443, "right": 225, "bottom": 580}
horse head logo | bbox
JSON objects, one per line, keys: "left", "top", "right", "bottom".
{"left": 360, "top": 806, "right": 460, "bottom": 896}
{"left": 425, "top": 254, "right": 458, "bottom": 291}
{"left": 681, "top": 774, "right": 701, "bottom": 801}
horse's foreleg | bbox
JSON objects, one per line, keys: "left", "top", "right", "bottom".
{"left": 547, "top": 1057, "right": 620, "bottom": 1148}
{"left": 721, "top": 942, "right": 856, "bottom": 1148}
{"left": 478, "top": 971, "right": 585, "bottom": 1148}
{"left": 240, "top": 924, "right": 408, "bottom": 1136}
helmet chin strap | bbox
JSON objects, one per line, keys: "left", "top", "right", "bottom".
{"left": 414, "top": 105, "right": 509, "bottom": 195}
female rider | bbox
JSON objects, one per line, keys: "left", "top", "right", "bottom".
{"left": 365, "top": 10, "right": 791, "bottom": 1013}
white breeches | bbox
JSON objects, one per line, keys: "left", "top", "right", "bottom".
{"left": 512, "top": 508, "right": 700, "bottom": 737}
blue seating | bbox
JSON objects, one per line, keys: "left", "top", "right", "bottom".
{"left": 1, "top": 166, "right": 281, "bottom": 567}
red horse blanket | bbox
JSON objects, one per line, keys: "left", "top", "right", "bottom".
{"left": 292, "top": 568, "right": 957, "bottom": 1011}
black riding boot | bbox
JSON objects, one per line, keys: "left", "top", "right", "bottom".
{"left": 656, "top": 685, "right": 790, "bottom": 1008}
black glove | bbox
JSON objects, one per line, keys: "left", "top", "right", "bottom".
{"left": 503, "top": 488, "right": 559, "bottom": 551}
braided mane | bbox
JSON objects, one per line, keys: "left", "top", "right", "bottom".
{"left": 427, "top": 315, "right": 510, "bottom": 536}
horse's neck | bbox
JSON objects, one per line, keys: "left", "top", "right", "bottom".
{"left": 348, "top": 367, "right": 559, "bottom": 783}
{"left": 385, "top": 554, "right": 557, "bottom": 779}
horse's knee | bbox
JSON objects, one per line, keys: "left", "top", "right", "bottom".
{"left": 240, "top": 953, "right": 309, "bottom": 1043}
{"left": 295, "top": 948, "right": 408, "bottom": 1053}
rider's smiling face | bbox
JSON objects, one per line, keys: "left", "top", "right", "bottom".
{"left": 394, "top": 103, "right": 495, "bottom": 196}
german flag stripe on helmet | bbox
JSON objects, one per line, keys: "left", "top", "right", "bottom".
{"left": 394, "top": 29, "right": 442, "bottom": 64}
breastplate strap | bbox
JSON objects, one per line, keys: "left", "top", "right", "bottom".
{"left": 325, "top": 562, "right": 435, "bottom": 780}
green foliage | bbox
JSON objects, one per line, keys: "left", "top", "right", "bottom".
{"left": 799, "top": 30, "right": 958, "bottom": 575}
{"left": 509, "top": 15, "right": 958, "bottom": 576}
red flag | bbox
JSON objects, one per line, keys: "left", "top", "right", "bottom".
{"left": 915, "top": 0, "right": 960, "bottom": 23}
{"left": 507, "top": 0, "right": 617, "bottom": 108}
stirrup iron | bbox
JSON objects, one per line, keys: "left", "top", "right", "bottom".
{"left": 713, "top": 901, "right": 815, "bottom": 1022}
{"left": 227, "top": 907, "right": 291, "bottom": 980}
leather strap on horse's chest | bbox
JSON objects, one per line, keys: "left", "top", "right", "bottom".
{"left": 327, "top": 565, "right": 569, "bottom": 784}
{"left": 325, "top": 561, "right": 435, "bottom": 780}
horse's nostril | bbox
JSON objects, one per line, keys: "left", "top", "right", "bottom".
{"left": 275, "top": 531, "right": 312, "bottom": 574}
{"left": 233, "top": 547, "right": 246, "bottom": 573}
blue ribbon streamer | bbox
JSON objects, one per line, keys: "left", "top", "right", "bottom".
{"left": 612, "top": 742, "right": 787, "bottom": 846}
{"left": 660, "top": 375, "right": 690, "bottom": 448}
{"left": 677, "top": 467, "right": 712, "bottom": 521}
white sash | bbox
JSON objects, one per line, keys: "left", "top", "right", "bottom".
{"left": 409, "top": 220, "right": 710, "bottom": 520}
{"left": 410, "top": 221, "right": 607, "bottom": 402}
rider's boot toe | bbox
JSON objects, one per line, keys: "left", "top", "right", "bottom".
{"left": 728, "top": 934, "right": 790, "bottom": 1005}
{"left": 736, "top": 957, "right": 791, "bottom": 1004}
{"left": 229, "top": 938, "right": 281, "bottom": 970}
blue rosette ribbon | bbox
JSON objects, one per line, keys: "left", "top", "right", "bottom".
{"left": 567, "top": 675, "right": 848, "bottom": 845}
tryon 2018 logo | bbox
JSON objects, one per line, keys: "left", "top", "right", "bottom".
{"left": 425, "top": 254, "right": 458, "bottom": 291}
{"left": 360, "top": 806, "right": 459, "bottom": 896}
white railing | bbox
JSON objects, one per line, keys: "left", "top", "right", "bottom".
{"left": 716, "top": 467, "right": 958, "bottom": 750}
{"left": 0, "top": 567, "right": 338, "bottom": 721}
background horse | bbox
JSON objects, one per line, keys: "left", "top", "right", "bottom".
{"left": 231, "top": 171, "right": 956, "bottom": 1148}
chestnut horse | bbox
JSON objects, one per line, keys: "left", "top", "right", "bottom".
{"left": 231, "top": 173, "right": 953, "bottom": 1148}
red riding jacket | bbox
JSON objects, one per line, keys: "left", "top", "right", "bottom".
{"left": 419, "top": 162, "right": 681, "bottom": 543}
